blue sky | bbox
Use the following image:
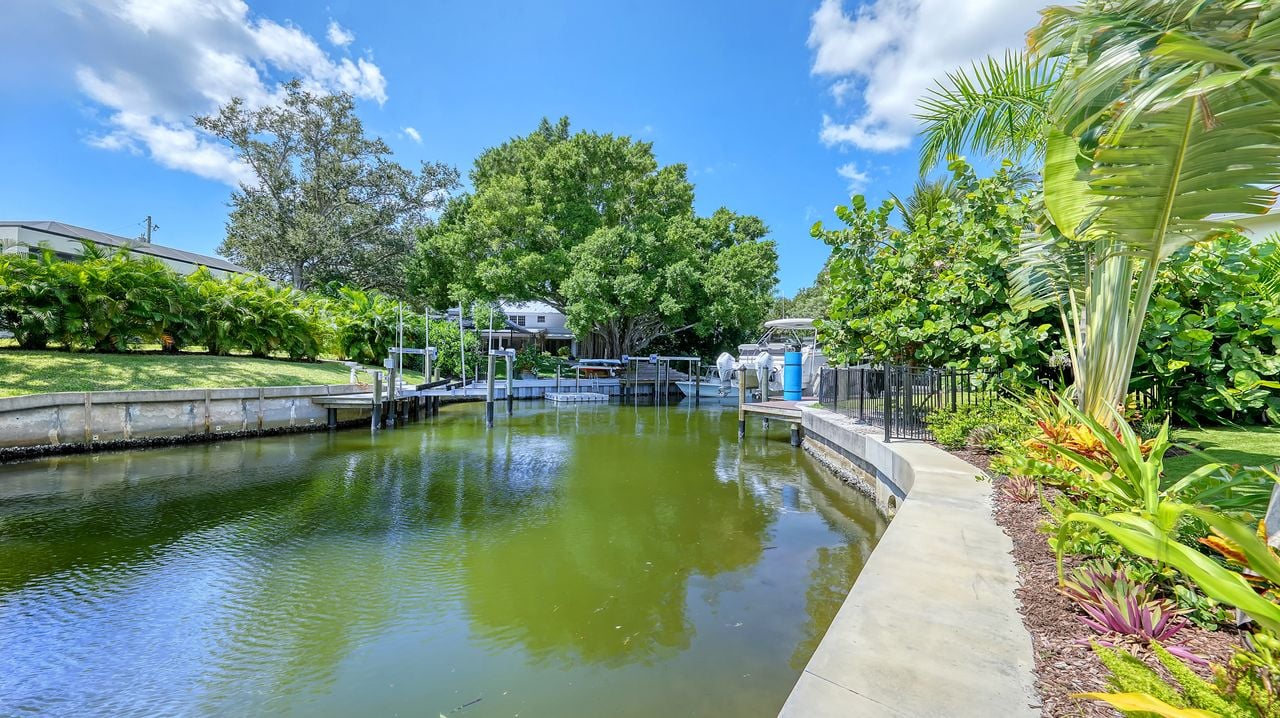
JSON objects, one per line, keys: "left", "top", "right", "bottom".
{"left": 0, "top": 0, "right": 1045, "bottom": 294}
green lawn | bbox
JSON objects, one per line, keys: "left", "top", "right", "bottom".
{"left": 1166, "top": 425, "right": 1280, "bottom": 480}
{"left": 0, "top": 350, "right": 377, "bottom": 397}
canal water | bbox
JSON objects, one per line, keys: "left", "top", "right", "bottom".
{"left": 0, "top": 401, "right": 884, "bottom": 717}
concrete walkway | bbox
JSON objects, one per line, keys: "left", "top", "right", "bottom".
{"left": 780, "top": 408, "right": 1039, "bottom": 717}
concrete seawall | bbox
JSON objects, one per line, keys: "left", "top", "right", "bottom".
{"left": 781, "top": 405, "right": 1039, "bottom": 717}
{"left": 0, "top": 384, "right": 370, "bottom": 453}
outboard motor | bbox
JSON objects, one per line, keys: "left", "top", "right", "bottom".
{"left": 715, "top": 352, "right": 737, "bottom": 385}
{"left": 755, "top": 351, "right": 774, "bottom": 394}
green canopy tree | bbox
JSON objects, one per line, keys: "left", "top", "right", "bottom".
{"left": 197, "top": 80, "right": 459, "bottom": 293}
{"left": 408, "top": 118, "right": 777, "bottom": 357}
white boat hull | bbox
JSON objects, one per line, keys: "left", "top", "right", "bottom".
{"left": 674, "top": 380, "right": 735, "bottom": 399}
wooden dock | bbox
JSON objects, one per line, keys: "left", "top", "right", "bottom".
{"left": 734, "top": 365, "right": 808, "bottom": 446}
{"left": 739, "top": 399, "right": 807, "bottom": 446}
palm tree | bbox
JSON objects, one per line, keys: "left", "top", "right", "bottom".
{"left": 921, "top": 0, "right": 1280, "bottom": 423}
{"left": 888, "top": 177, "right": 961, "bottom": 233}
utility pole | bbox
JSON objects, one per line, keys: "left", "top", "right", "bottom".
{"left": 140, "top": 215, "right": 158, "bottom": 244}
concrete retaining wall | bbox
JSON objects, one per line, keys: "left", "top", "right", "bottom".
{"left": 0, "top": 384, "right": 369, "bottom": 450}
{"left": 780, "top": 405, "right": 1039, "bottom": 717}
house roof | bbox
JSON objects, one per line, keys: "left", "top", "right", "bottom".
{"left": 0, "top": 220, "right": 250, "bottom": 274}
{"left": 498, "top": 300, "right": 562, "bottom": 315}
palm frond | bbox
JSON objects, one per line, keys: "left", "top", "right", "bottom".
{"left": 915, "top": 51, "right": 1060, "bottom": 174}
{"left": 888, "top": 177, "right": 961, "bottom": 233}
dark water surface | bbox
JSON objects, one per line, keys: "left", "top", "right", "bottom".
{"left": 0, "top": 401, "right": 884, "bottom": 717}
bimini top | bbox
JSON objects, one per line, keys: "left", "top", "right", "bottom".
{"left": 763, "top": 318, "right": 815, "bottom": 330}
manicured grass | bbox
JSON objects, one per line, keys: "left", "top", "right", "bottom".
{"left": 0, "top": 350, "right": 377, "bottom": 397}
{"left": 1166, "top": 425, "right": 1280, "bottom": 480}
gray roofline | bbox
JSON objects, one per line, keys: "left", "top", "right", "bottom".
{"left": 0, "top": 221, "right": 251, "bottom": 274}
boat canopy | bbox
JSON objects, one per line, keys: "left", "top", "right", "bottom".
{"left": 763, "top": 318, "right": 815, "bottom": 330}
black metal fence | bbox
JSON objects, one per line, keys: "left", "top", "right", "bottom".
{"left": 817, "top": 365, "right": 1002, "bottom": 442}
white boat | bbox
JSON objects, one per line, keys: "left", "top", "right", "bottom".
{"left": 720, "top": 318, "right": 827, "bottom": 397}
{"left": 674, "top": 368, "right": 736, "bottom": 399}
{"left": 676, "top": 318, "right": 827, "bottom": 401}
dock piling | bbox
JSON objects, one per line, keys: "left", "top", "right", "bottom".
{"left": 505, "top": 352, "right": 514, "bottom": 415}
{"left": 737, "top": 367, "right": 747, "bottom": 440}
{"left": 485, "top": 354, "right": 496, "bottom": 428}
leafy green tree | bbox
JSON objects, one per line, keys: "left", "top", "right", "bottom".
{"left": 768, "top": 271, "right": 829, "bottom": 323}
{"left": 197, "top": 80, "right": 459, "bottom": 293}
{"left": 815, "top": 160, "right": 1057, "bottom": 379}
{"left": 409, "top": 118, "right": 777, "bottom": 357}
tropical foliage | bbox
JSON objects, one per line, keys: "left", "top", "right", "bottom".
{"left": 1133, "top": 237, "right": 1280, "bottom": 425}
{"left": 919, "top": 0, "right": 1280, "bottom": 426}
{"left": 0, "top": 248, "right": 481, "bottom": 376}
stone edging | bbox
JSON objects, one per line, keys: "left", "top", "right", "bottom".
{"left": 779, "top": 405, "right": 1040, "bottom": 717}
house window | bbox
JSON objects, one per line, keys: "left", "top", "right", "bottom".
{"left": 536, "top": 315, "right": 546, "bottom": 324}
{"left": 515, "top": 315, "right": 526, "bottom": 326}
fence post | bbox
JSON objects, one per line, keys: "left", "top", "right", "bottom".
{"left": 858, "top": 367, "right": 865, "bottom": 422}
{"left": 883, "top": 364, "right": 893, "bottom": 442}
{"left": 902, "top": 367, "right": 914, "bottom": 439}
{"left": 950, "top": 369, "right": 958, "bottom": 412}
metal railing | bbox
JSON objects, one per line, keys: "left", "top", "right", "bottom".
{"left": 818, "top": 365, "right": 1001, "bottom": 442}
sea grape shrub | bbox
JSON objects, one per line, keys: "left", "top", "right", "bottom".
{"left": 814, "top": 160, "right": 1058, "bottom": 383}
{"left": 1133, "top": 235, "right": 1280, "bottom": 425}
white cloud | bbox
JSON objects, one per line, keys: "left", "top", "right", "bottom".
{"left": 836, "top": 161, "right": 870, "bottom": 194}
{"left": 403, "top": 126, "right": 422, "bottom": 144}
{"left": 55, "top": 0, "right": 388, "bottom": 185}
{"left": 808, "top": 0, "right": 1049, "bottom": 152}
{"left": 327, "top": 20, "right": 355, "bottom": 47}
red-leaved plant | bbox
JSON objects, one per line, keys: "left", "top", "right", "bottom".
{"left": 1058, "top": 560, "right": 1200, "bottom": 663}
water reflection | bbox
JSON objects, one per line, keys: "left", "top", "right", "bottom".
{"left": 0, "top": 402, "right": 884, "bottom": 717}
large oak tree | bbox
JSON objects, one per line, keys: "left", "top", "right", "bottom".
{"left": 198, "top": 80, "right": 459, "bottom": 293}
{"left": 408, "top": 117, "right": 777, "bottom": 357}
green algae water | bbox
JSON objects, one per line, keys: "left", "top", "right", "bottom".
{"left": 0, "top": 401, "right": 884, "bottom": 717}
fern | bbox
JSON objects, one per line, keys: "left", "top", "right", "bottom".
{"left": 1094, "top": 644, "right": 1185, "bottom": 706}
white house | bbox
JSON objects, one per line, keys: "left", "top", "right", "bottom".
{"left": 445, "top": 300, "right": 577, "bottom": 356}
{"left": 496, "top": 301, "right": 575, "bottom": 355}
{"left": 0, "top": 220, "right": 251, "bottom": 278}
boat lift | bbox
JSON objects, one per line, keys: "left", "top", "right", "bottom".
{"left": 484, "top": 348, "right": 516, "bottom": 428}
{"left": 620, "top": 354, "right": 703, "bottom": 405}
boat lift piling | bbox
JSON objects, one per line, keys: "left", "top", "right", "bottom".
{"left": 621, "top": 355, "right": 702, "bottom": 405}
{"left": 485, "top": 348, "right": 515, "bottom": 428}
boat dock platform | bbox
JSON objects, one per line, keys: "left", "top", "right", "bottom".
{"left": 738, "top": 398, "right": 807, "bottom": 446}
{"left": 545, "top": 392, "right": 609, "bottom": 403}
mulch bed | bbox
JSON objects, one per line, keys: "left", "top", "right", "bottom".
{"left": 945, "top": 446, "right": 1245, "bottom": 718}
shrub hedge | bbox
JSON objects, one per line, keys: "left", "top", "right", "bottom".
{"left": 0, "top": 246, "right": 480, "bottom": 375}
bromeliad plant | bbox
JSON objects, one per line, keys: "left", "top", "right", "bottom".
{"left": 1060, "top": 560, "right": 1195, "bottom": 661}
{"left": 1040, "top": 401, "right": 1230, "bottom": 520}
{"left": 1058, "top": 506, "right": 1280, "bottom": 636}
